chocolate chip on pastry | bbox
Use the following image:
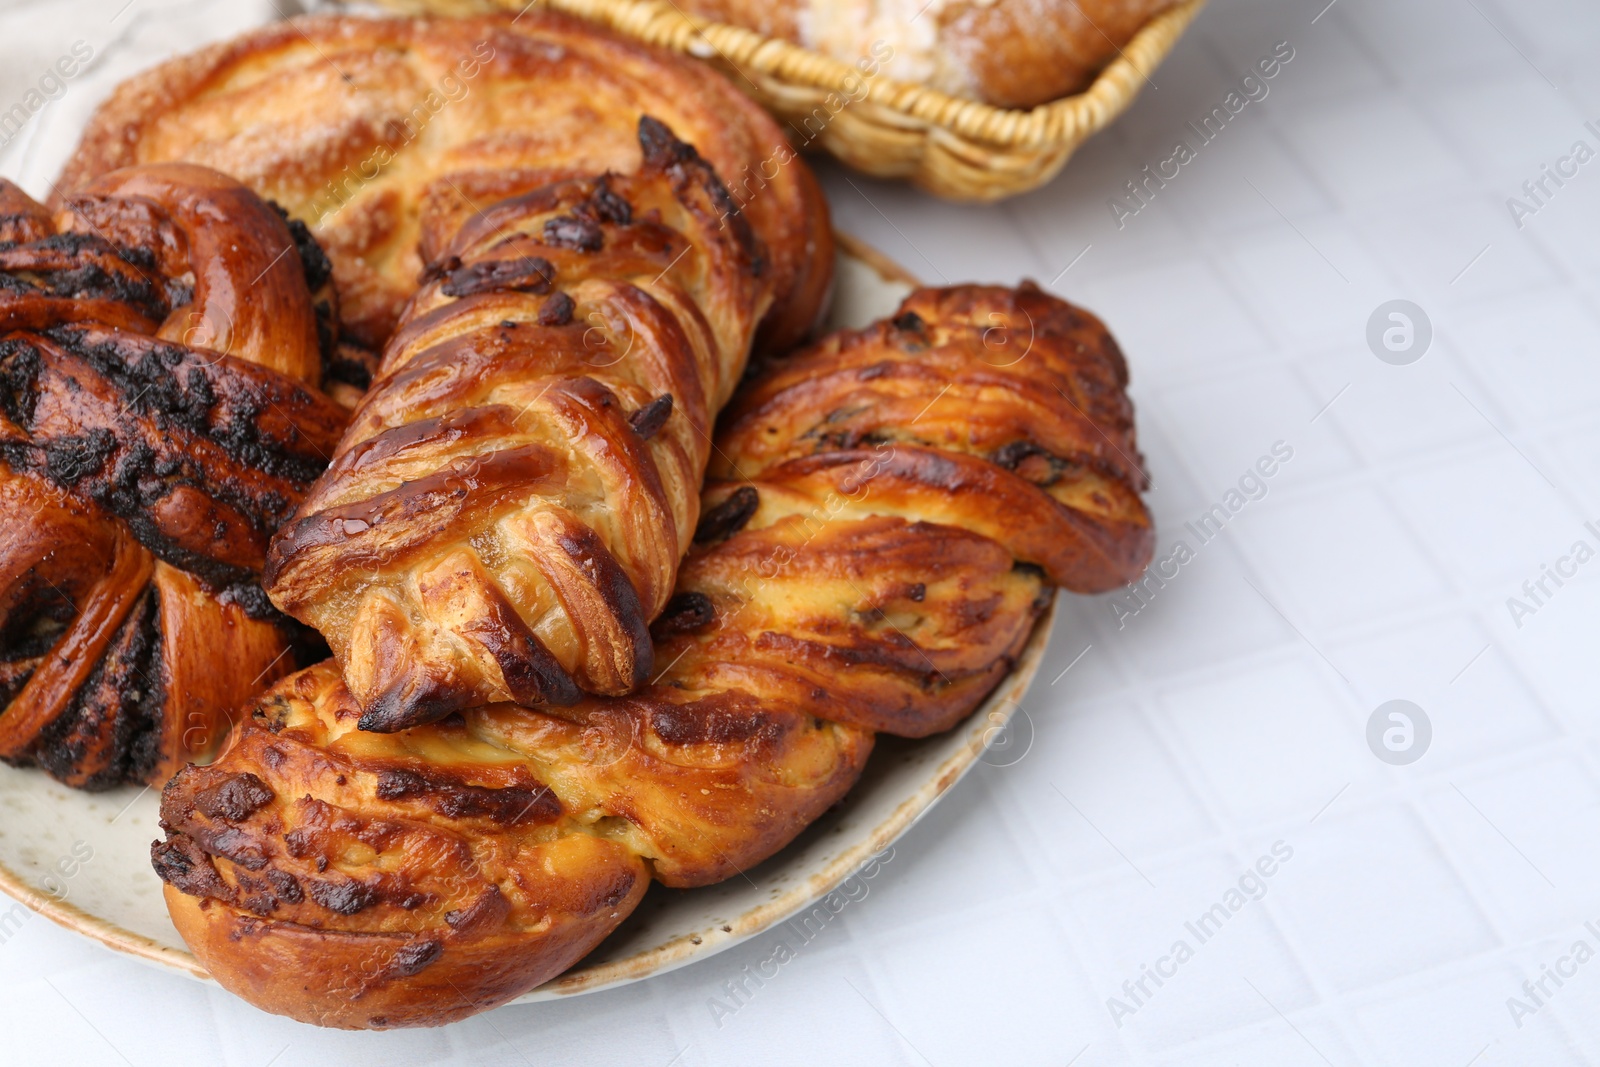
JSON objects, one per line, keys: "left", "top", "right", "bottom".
{"left": 153, "top": 281, "right": 1153, "bottom": 1028}
{"left": 263, "top": 118, "right": 769, "bottom": 732}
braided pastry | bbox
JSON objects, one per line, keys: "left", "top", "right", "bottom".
{"left": 153, "top": 282, "right": 1153, "bottom": 1028}
{"left": 0, "top": 164, "right": 347, "bottom": 789}
{"left": 57, "top": 12, "right": 833, "bottom": 354}
{"left": 263, "top": 119, "right": 768, "bottom": 732}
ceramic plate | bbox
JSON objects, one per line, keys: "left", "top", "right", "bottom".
{"left": 0, "top": 235, "right": 1057, "bottom": 1002}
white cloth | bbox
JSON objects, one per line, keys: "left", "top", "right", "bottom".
{"left": 3, "top": 0, "right": 1600, "bottom": 1062}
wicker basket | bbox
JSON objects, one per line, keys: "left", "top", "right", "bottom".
{"left": 371, "top": 0, "right": 1206, "bottom": 201}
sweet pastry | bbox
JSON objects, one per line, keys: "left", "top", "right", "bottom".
{"left": 152, "top": 281, "right": 1154, "bottom": 1027}
{"left": 56, "top": 12, "right": 833, "bottom": 355}
{"left": 676, "top": 0, "right": 1180, "bottom": 108}
{"left": 374, "top": 0, "right": 1179, "bottom": 109}
{"left": 0, "top": 165, "right": 347, "bottom": 789}
{"left": 264, "top": 119, "right": 772, "bottom": 732}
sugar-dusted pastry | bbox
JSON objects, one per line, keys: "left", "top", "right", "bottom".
{"left": 264, "top": 119, "right": 770, "bottom": 731}
{"left": 57, "top": 12, "right": 832, "bottom": 354}
{"left": 0, "top": 165, "right": 346, "bottom": 788}
{"left": 152, "top": 282, "right": 1154, "bottom": 1027}
{"left": 680, "top": 0, "right": 1180, "bottom": 108}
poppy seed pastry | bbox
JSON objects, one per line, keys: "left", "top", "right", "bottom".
{"left": 263, "top": 119, "right": 772, "bottom": 731}
{"left": 152, "top": 281, "right": 1153, "bottom": 1027}
{"left": 0, "top": 164, "right": 346, "bottom": 788}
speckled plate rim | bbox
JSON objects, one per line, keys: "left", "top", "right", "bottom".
{"left": 0, "top": 232, "right": 1056, "bottom": 1002}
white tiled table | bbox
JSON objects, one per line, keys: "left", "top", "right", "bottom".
{"left": 3, "top": 0, "right": 1599, "bottom": 1063}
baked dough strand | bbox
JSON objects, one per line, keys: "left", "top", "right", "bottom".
{"left": 0, "top": 164, "right": 346, "bottom": 788}
{"left": 154, "top": 282, "right": 1153, "bottom": 1027}
{"left": 264, "top": 119, "right": 770, "bottom": 732}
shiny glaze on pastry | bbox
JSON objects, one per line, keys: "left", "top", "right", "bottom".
{"left": 0, "top": 165, "right": 346, "bottom": 788}
{"left": 58, "top": 12, "right": 832, "bottom": 354}
{"left": 264, "top": 119, "right": 768, "bottom": 731}
{"left": 153, "top": 282, "right": 1153, "bottom": 1027}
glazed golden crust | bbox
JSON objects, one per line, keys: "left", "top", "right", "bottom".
{"left": 680, "top": 0, "right": 1178, "bottom": 108}
{"left": 155, "top": 655, "right": 864, "bottom": 1028}
{"left": 153, "top": 283, "right": 1152, "bottom": 1027}
{"left": 716, "top": 282, "right": 1153, "bottom": 592}
{"left": 57, "top": 12, "right": 832, "bottom": 353}
{"left": 0, "top": 164, "right": 345, "bottom": 788}
{"left": 157, "top": 666, "right": 656, "bottom": 1029}
{"left": 265, "top": 121, "right": 768, "bottom": 732}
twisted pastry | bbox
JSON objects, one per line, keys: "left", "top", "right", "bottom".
{"left": 58, "top": 12, "right": 833, "bottom": 354}
{"left": 153, "top": 282, "right": 1153, "bottom": 1028}
{"left": 0, "top": 164, "right": 347, "bottom": 789}
{"left": 264, "top": 119, "right": 769, "bottom": 733}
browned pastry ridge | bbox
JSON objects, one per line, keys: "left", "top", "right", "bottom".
{"left": 152, "top": 282, "right": 1154, "bottom": 1028}
{"left": 56, "top": 11, "right": 833, "bottom": 355}
{"left": 264, "top": 119, "right": 771, "bottom": 732}
{"left": 0, "top": 164, "right": 348, "bottom": 789}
